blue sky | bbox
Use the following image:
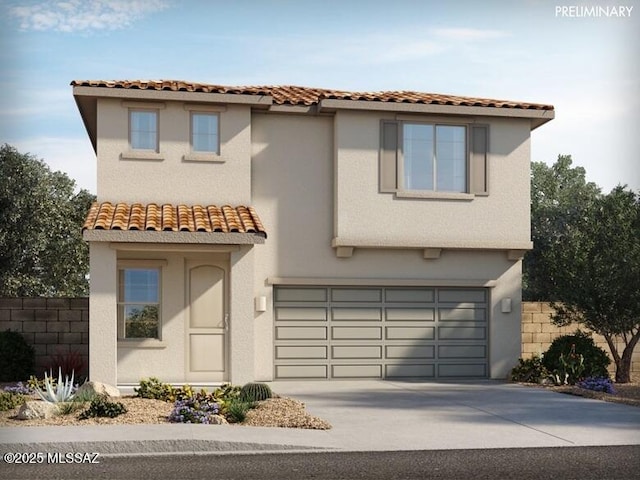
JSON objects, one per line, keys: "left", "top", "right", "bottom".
{"left": 1, "top": 0, "right": 638, "bottom": 193}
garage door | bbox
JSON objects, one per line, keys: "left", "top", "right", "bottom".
{"left": 273, "top": 286, "right": 488, "bottom": 380}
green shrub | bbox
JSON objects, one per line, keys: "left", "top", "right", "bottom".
{"left": 240, "top": 382, "right": 272, "bottom": 402}
{"left": 0, "top": 330, "right": 35, "bottom": 382}
{"left": 542, "top": 331, "right": 610, "bottom": 381}
{"left": 0, "top": 391, "right": 25, "bottom": 411}
{"left": 510, "top": 355, "right": 550, "bottom": 383}
{"left": 79, "top": 396, "right": 127, "bottom": 419}
{"left": 226, "top": 398, "right": 253, "bottom": 423}
{"left": 134, "top": 377, "right": 176, "bottom": 402}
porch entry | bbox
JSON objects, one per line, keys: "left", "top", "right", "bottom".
{"left": 185, "top": 258, "right": 229, "bottom": 382}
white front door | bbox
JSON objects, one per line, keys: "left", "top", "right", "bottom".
{"left": 186, "top": 259, "right": 228, "bottom": 382}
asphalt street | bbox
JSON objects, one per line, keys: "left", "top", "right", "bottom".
{"left": 2, "top": 446, "right": 640, "bottom": 480}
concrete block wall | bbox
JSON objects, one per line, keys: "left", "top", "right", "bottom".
{"left": 0, "top": 298, "right": 89, "bottom": 379}
{"left": 521, "top": 302, "right": 640, "bottom": 377}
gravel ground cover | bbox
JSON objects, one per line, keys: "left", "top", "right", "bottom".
{"left": 0, "top": 390, "right": 332, "bottom": 429}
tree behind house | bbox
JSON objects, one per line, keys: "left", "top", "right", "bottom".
{"left": 526, "top": 156, "right": 640, "bottom": 382}
{"left": 0, "top": 144, "right": 95, "bottom": 297}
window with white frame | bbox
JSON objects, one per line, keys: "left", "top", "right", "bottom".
{"left": 130, "top": 110, "right": 158, "bottom": 151}
{"left": 117, "top": 268, "right": 160, "bottom": 339}
{"left": 191, "top": 112, "right": 219, "bottom": 154}
{"left": 403, "top": 124, "right": 466, "bottom": 193}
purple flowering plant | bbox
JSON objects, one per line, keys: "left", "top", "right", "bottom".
{"left": 168, "top": 392, "right": 220, "bottom": 424}
{"left": 577, "top": 376, "right": 616, "bottom": 394}
{"left": 3, "top": 382, "right": 32, "bottom": 395}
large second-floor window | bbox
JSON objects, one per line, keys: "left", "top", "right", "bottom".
{"left": 191, "top": 112, "right": 219, "bottom": 154}
{"left": 403, "top": 124, "right": 466, "bottom": 192}
{"left": 130, "top": 110, "right": 158, "bottom": 151}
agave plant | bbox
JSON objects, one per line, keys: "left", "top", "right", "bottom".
{"left": 34, "top": 368, "right": 75, "bottom": 403}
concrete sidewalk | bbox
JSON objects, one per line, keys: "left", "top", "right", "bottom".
{"left": 1, "top": 381, "right": 639, "bottom": 456}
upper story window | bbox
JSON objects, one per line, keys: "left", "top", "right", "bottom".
{"left": 117, "top": 267, "right": 160, "bottom": 339}
{"left": 380, "top": 120, "right": 489, "bottom": 198}
{"left": 130, "top": 110, "right": 158, "bottom": 151}
{"left": 191, "top": 112, "right": 219, "bottom": 154}
{"left": 403, "top": 124, "right": 466, "bottom": 193}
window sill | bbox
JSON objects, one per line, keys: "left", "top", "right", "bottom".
{"left": 117, "top": 339, "right": 167, "bottom": 349}
{"left": 395, "top": 190, "right": 475, "bottom": 201}
{"left": 182, "top": 153, "right": 225, "bottom": 163}
{"left": 121, "top": 151, "right": 164, "bottom": 161}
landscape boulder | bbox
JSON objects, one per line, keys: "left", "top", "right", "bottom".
{"left": 17, "top": 401, "right": 59, "bottom": 420}
{"left": 76, "top": 381, "right": 121, "bottom": 398}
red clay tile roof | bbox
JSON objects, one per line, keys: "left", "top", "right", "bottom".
{"left": 83, "top": 202, "right": 266, "bottom": 237}
{"left": 71, "top": 80, "right": 553, "bottom": 111}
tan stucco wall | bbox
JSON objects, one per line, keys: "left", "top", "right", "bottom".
{"left": 251, "top": 112, "right": 523, "bottom": 380}
{"left": 332, "top": 111, "right": 532, "bottom": 249}
{"left": 95, "top": 98, "right": 252, "bottom": 205}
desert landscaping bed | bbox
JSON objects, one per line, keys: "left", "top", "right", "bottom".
{"left": 0, "top": 386, "right": 331, "bottom": 430}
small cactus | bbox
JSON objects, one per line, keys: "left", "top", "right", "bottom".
{"left": 240, "top": 382, "right": 272, "bottom": 402}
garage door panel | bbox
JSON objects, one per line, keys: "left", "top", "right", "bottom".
{"left": 276, "top": 326, "right": 327, "bottom": 340}
{"left": 386, "top": 308, "right": 435, "bottom": 321}
{"left": 438, "top": 289, "right": 486, "bottom": 303}
{"left": 332, "top": 307, "right": 381, "bottom": 321}
{"left": 386, "top": 364, "right": 435, "bottom": 378}
{"left": 439, "top": 308, "right": 486, "bottom": 322}
{"left": 276, "top": 346, "right": 327, "bottom": 359}
{"left": 331, "top": 288, "right": 382, "bottom": 302}
{"left": 332, "top": 364, "right": 382, "bottom": 378}
{"left": 386, "top": 326, "right": 435, "bottom": 340}
{"left": 276, "top": 365, "right": 328, "bottom": 379}
{"left": 438, "top": 363, "right": 487, "bottom": 377}
{"left": 276, "top": 307, "right": 327, "bottom": 321}
{"left": 385, "top": 289, "right": 434, "bottom": 303}
{"left": 275, "top": 288, "right": 327, "bottom": 302}
{"left": 386, "top": 345, "right": 435, "bottom": 359}
{"left": 332, "top": 326, "right": 382, "bottom": 340}
{"left": 438, "top": 326, "right": 486, "bottom": 340}
{"left": 332, "top": 345, "right": 382, "bottom": 359}
{"left": 438, "top": 345, "right": 486, "bottom": 359}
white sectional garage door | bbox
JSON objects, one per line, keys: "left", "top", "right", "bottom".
{"left": 273, "top": 286, "right": 488, "bottom": 380}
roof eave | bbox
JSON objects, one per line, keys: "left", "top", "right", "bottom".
{"left": 318, "top": 98, "right": 554, "bottom": 128}
{"left": 83, "top": 230, "right": 266, "bottom": 244}
{"left": 72, "top": 85, "right": 274, "bottom": 107}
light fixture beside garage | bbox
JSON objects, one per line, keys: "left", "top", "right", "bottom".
{"left": 255, "top": 295, "right": 267, "bottom": 312}
{"left": 501, "top": 298, "right": 512, "bottom": 313}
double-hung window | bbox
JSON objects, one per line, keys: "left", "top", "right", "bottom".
{"left": 117, "top": 267, "right": 161, "bottom": 339}
{"left": 191, "top": 112, "right": 219, "bottom": 154}
{"left": 403, "top": 124, "right": 466, "bottom": 192}
{"left": 130, "top": 110, "right": 158, "bottom": 151}
{"left": 380, "top": 120, "right": 489, "bottom": 196}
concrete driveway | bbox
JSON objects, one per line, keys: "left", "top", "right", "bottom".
{"left": 269, "top": 380, "right": 640, "bottom": 451}
{"left": 1, "top": 380, "right": 639, "bottom": 455}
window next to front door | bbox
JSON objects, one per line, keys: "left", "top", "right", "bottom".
{"left": 117, "top": 267, "right": 161, "bottom": 339}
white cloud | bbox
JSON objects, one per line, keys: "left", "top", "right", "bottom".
{"left": 8, "top": 0, "right": 169, "bottom": 32}
{"left": 431, "top": 27, "right": 509, "bottom": 41}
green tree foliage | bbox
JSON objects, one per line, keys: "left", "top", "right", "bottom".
{"left": 524, "top": 155, "right": 601, "bottom": 300}
{"left": 545, "top": 186, "right": 640, "bottom": 383}
{"left": 0, "top": 144, "right": 95, "bottom": 296}
{"left": 527, "top": 156, "right": 639, "bottom": 382}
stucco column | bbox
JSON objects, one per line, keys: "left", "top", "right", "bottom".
{"left": 89, "top": 242, "right": 118, "bottom": 386}
{"left": 229, "top": 245, "right": 255, "bottom": 384}
{"left": 489, "top": 260, "right": 523, "bottom": 379}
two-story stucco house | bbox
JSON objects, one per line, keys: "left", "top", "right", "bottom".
{"left": 73, "top": 79, "right": 554, "bottom": 387}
